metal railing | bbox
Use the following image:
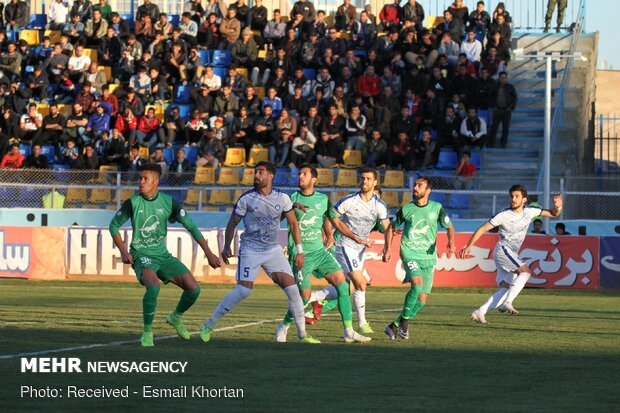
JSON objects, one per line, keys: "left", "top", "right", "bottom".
{"left": 596, "top": 114, "right": 620, "bottom": 175}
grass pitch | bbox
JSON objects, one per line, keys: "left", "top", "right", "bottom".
{"left": 0, "top": 280, "right": 619, "bottom": 412}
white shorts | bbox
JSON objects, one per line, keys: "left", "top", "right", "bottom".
{"left": 334, "top": 244, "right": 366, "bottom": 275}
{"left": 494, "top": 245, "right": 524, "bottom": 286}
{"left": 237, "top": 245, "right": 293, "bottom": 282}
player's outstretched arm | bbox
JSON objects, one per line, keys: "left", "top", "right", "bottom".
{"left": 330, "top": 217, "right": 370, "bottom": 247}
{"left": 459, "top": 222, "right": 495, "bottom": 259}
{"left": 221, "top": 214, "right": 242, "bottom": 265}
{"left": 539, "top": 194, "right": 563, "bottom": 218}
{"left": 285, "top": 209, "right": 304, "bottom": 270}
{"left": 172, "top": 200, "right": 222, "bottom": 269}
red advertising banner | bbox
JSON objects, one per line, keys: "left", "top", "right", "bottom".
{"left": 365, "top": 232, "right": 599, "bottom": 289}
{"left": 0, "top": 226, "right": 66, "bottom": 280}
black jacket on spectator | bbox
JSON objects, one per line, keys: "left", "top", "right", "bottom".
{"left": 492, "top": 82, "right": 518, "bottom": 110}
{"left": 170, "top": 158, "right": 191, "bottom": 173}
{"left": 25, "top": 154, "right": 49, "bottom": 169}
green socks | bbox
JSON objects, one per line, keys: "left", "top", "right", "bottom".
{"left": 395, "top": 285, "right": 423, "bottom": 323}
{"left": 175, "top": 286, "right": 201, "bottom": 315}
{"left": 322, "top": 298, "right": 339, "bottom": 314}
{"left": 143, "top": 285, "right": 160, "bottom": 332}
{"left": 284, "top": 297, "right": 309, "bottom": 325}
{"left": 336, "top": 282, "right": 353, "bottom": 328}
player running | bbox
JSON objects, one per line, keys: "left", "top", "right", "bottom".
{"left": 460, "top": 185, "right": 563, "bottom": 324}
{"left": 307, "top": 168, "right": 390, "bottom": 334}
{"left": 109, "top": 163, "right": 222, "bottom": 347}
{"left": 275, "top": 165, "right": 372, "bottom": 343}
{"left": 382, "top": 176, "right": 456, "bottom": 340}
{"left": 199, "top": 162, "right": 320, "bottom": 344}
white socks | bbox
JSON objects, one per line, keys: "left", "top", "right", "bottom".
{"left": 353, "top": 290, "right": 367, "bottom": 327}
{"left": 311, "top": 286, "right": 338, "bottom": 302}
{"left": 479, "top": 287, "right": 508, "bottom": 315}
{"left": 205, "top": 285, "right": 252, "bottom": 329}
{"left": 283, "top": 285, "right": 307, "bottom": 339}
{"left": 505, "top": 272, "right": 531, "bottom": 304}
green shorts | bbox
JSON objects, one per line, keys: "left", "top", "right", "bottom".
{"left": 291, "top": 249, "right": 343, "bottom": 291}
{"left": 401, "top": 256, "right": 436, "bottom": 295}
{"left": 132, "top": 253, "right": 190, "bottom": 284}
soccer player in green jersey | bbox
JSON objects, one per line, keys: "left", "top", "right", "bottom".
{"left": 382, "top": 176, "right": 456, "bottom": 340}
{"left": 275, "top": 165, "right": 372, "bottom": 343}
{"left": 109, "top": 163, "right": 222, "bottom": 347}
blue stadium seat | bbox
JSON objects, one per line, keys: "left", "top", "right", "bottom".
{"left": 0, "top": 187, "right": 18, "bottom": 202}
{"left": 198, "top": 49, "right": 210, "bottom": 66}
{"left": 287, "top": 168, "right": 299, "bottom": 186}
{"left": 273, "top": 168, "right": 288, "bottom": 187}
{"left": 478, "top": 108, "right": 491, "bottom": 126}
{"left": 446, "top": 208, "right": 464, "bottom": 219}
{"left": 40, "top": 145, "right": 56, "bottom": 164}
{"left": 184, "top": 147, "right": 198, "bottom": 165}
{"left": 19, "top": 188, "right": 41, "bottom": 205}
{"left": 437, "top": 151, "right": 457, "bottom": 170}
{"left": 121, "top": 14, "right": 135, "bottom": 29}
{"left": 163, "top": 147, "right": 174, "bottom": 164}
{"left": 19, "top": 144, "right": 31, "bottom": 157}
{"left": 211, "top": 50, "right": 231, "bottom": 67}
{"left": 302, "top": 68, "right": 316, "bottom": 80}
{"left": 354, "top": 49, "right": 367, "bottom": 57}
{"left": 25, "top": 65, "right": 34, "bottom": 73}
{"left": 448, "top": 193, "right": 470, "bottom": 209}
{"left": 177, "top": 104, "right": 193, "bottom": 121}
{"left": 213, "top": 66, "right": 228, "bottom": 80}
{"left": 29, "top": 14, "right": 47, "bottom": 29}
{"left": 168, "top": 190, "right": 185, "bottom": 204}
{"left": 174, "top": 85, "right": 191, "bottom": 103}
{"left": 167, "top": 14, "right": 180, "bottom": 27}
{"left": 470, "top": 151, "right": 481, "bottom": 169}
{"left": 429, "top": 192, "right": 446, "bottom": 204}
{"left": 6, "top": 30, "right": 16, "bottom": 42}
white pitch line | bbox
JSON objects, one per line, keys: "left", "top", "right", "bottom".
{"left": 0, "top": 309, "right": 401, "bottom": 360}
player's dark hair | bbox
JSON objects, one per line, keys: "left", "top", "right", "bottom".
{"left": 360, "top": 167, "right": 378, "bottom": 180}
{"left": 300, "top": 164, "right": 318, "bottom": 178}
{"left": 417, "top": 176, "right": 432, "bottom": 190}
{"left": 255, "top": 161, "right": 276, "bottom": 176}
{"left": 139, "top": 163, "right": 162, "bottom": 177}
{"left": 374, "top": 187, "right": 383, "bottom": 197}
{"left": 510, "top": 184, "right": 527, "bottom": 198}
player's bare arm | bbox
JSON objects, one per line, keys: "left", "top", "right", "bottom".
{"left": 285, "top": 208, "right": 304, "bottom": 270}
{"left": 221, "top": 214, "right": 242, "bottom": 264}
{"left": 446, "top": 224, "right": 456, "bottom": 255}
{"left": 459, "top": 221, "right": 495, "bottom": 258}
{"left": 330, "top": 217, "right": 371, "bottom": 247}
{"left": 539, "top": 194, "right": 563, "bottom": 218}
{"left": 197, "top": 238, "right": 222, "bottom": 269}
{"left": 382, "top": 222, "right": 395, "bottom": 262}
{"left": 292, "top": 202, "right": 308, "bottom": 213}
{"left": 111, "top": 233, "right": 133, "bottom": 265}
{"left": 322, "top": 217, "right": 335, "bottom": 248}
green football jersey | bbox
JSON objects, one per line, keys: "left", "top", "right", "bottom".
{"left": 288, "top": 191, "right": 338, "bottom": 254}
{"left": 109, "top": 192, "right": 203, "bottom": 258}
{"left": 392, "top": 200, "right": 451, "bottom": 263}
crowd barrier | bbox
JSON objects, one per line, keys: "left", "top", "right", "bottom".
{"left": 1, "top": 226, "right": 617, "bottom": 289}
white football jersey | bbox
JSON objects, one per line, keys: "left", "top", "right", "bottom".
{"left": 233, "top": 188, "right": 293, "bottom": 252}
{"left": 334, "top": 192, "right": 388, "bottom": 252}
{"left": 489, "top": 206, "right": 543, "bottom": 254}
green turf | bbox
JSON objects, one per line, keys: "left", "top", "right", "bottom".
{"left": 0, "top": 280, "right": 619, "bottom": 412}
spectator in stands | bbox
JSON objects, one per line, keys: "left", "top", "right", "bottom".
{"left": 19, "top": 103, "right": 43, "bottom": 143}
{"left": 76, "top": 143, "right": 101, "bottom": 169}
{"left": 350, "top": 11, "right": 376, "bottom": 50}
{"left": 449, "top": 0, "right": 469, "bottom": 27}
{"left": 345, "top": 105, "right": 367, "bottom": 151}
{"left": 81, "top": 62, "right": 107, "bottom": 97}
{"left": 196, "top": 65, "right": 222, "bottom": 95}
{"left": 249, "top": 0, "right": 268, "bottom": 33}
{"left": 4, "top": 0, "right": 28, "bottom": 32}
{"left": 311, "top": 10, "right": 328, "bottom": 38}
{"left": 438, "top": 32, "right": 461, "bottom": 67}
{"left": 263, "top": 9, "right": 286, "bottom": 47}
{"left": 460, "top": 107, "right": 487, "bottom": 152}
{"left": 358, "top": 64, "right": 380, "bottom": 99}
{"left": 64, "top": 13, "right": 86, "bottom": 44}
{"left": 93, "top": 0, "right": 112, "bottom": 21}
{"left": 461, "top": 30, "right": 482, "bottom": 67}
{"left": 34, "top": 37, "right": 54, "bottom": 67}
{"left": 186, "top": 0, "right": 207, "bottom": 23}
{"left": 150, "top": 146, "right": 169, "bottom": 177}
{"left": 59, "top": 138, "right": 80, "bottom": 166}
{"left": 67, "top": 45, "right": 91, "bottom": 83}
{"left": 229, "top": 106, "right": 253, "bottom": 151}
{"left": 85, "top": 9, "right": 109, "bottom": 48}
{"left": 115, "top": 106, "right": 138, "bottom": 144}
{"left": 135, "top": 14, "right": 155, "bottom": 47}
{"left": 48, "top": 0, "right": 70, "bottom": 30}
{"left": 86, "top": 101, "right": 113, "bottom": 142}
{"left": 100, "top": 85, "right": 119, "bottom": 115}
{"left": 555, "top": 222, "right": 571, "bottom": 235}
{"left": 159, "top": 106, "right": 185, "bottom": 147}
{"left": 418, "top": 128, "right": 437, "bottom": 170}
{"left": 532, "top": 218, "right": 546, "bottom": 234}
{"left": 137, "top": 0, "right": 160, "bottom": 23}
{"left": 33, "top": 103, "right": 66, "bottom": 147}
{"left": 155, "top": 13, "right": 173, "bottom": 39}
{"left": 0, "top": 41, "right": 21, "bottom": 82}
{"left": 220, "top": 7, "right": 241, "bottom": 49}
{"left": 438, "top": 9, "right": 465, "bottom": 43}
{"left": 485, "top": 31, "right": 510, "bottom": 64}
{"left": 231, "top": 28, "right": 258, "bottom": 69}
{"left": 387, "top": 131, "right": 414, "bottom": 170}
{"left": 179, "top": 12, "right": 198, "bottom": 46}
{"left": 488, "top": 71, "right": 517, "bottom": 148}
{"left": 364, "top": 129, "right": 388, "bottom": 167}
{"left": 335, "top": 0, "right": 356, "bottom": 31}
{"left": 315, "top": 130, "right": 340, "bottom": 167}
{"left": 273, "top": 108, "right": 296, "bottom": 166}
{"left": 379, "top": 0, "right": 402, "bottom": 31}
{"left": 224, "top": 65, "right": 247, "bottom": 99}
{"left": 100, "top": 129, "right": 126, "bottom": 165}
{"left": 110, "top": 12, "right": 132, "bottom": 42}
{"left": 492, "top": 2, "right": 511, "bottom": 25}
{"left": 24, "top": 66, "right": 49, "bottom": 103}
{"left": 489, "top": 12, "right": 511, "bottom": 49}
{"left": 544, "top": 0, "right": 567, "bottom": 33}
{"left": 290, "top": 122, "right": 316, "bottom": 168}
{"left": 454, "top": 151, "right": 477, "bottom": 190}
{"left": 253, "top": 103, "right": 275, "bottom": 149}
{"left": 44, "top": 44, "right": 68, "bottom": 85}
{"left": 185, "top": 109, "right": 208, "bottom": 145}
{"left": 213, "top": 84, "right": 239, "bottom": 127}
{"left": 406, "top": 30, "right": 438, "bottom": 69}
{"left": 402, "top": 0, "right": 424, "bottom": 33}
{"left": 468, "top": 1, "right": 491, "bottom": 39}
{"left": 24, "top": 144, "right": 49, "bottom": 169}
{"left": 0, "top": 143, "right": 24, "bottom": 168}
{"left": 438, "top": 106, "right": 461, "bottom": 151}
{"left": 196, "top": 127, "right": 224, "bottom": 168}
{"left": 171, "top": 147, "right": 192, "bottom": 173}
{"left": 122, "top": 144, "right": 144, "bottom": 174}
{"left": 71, "top": 0, "right": 93, "bottom": 22}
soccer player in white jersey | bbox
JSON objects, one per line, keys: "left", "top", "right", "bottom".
{"left": 200, "top": 162, "right": 320, "bottom": 343}
{"left": 460, "top": 185, "right": 563, "bottom": 324}
{"left": 310, "top": 168, "right": 391, "bottom": 334}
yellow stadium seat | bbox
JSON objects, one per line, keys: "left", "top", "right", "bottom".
{"left": 184, "top": 189, "right": 205, "bottom": 205}
{"left": 108, "top": 83, "right": 120, "bottom": 94}
{"left": 382, "top": 170, "right": 404, "bottom": 188}
{"left": 120, "top": 189, "right": 135, "bottom": 202}
{"left": 208, "top": 189, "right": 232, "bottom": 205}
{"left": 139, "top": 147, "right": 150, "bottom": 158}
{"left": 258, "top": 50, "right": 267, "bottom": 60}
{"left": 401, "top": 190, "right": 411, "bottom": 206}
{"left": 57, "top": 104, "right": 73, "bottom": 117}
{"left": 246, "top": 147, "right": 268, "bottom": 167}
{"left": 20, "top": 30, "right": 40, "bottom": 46}
{"left": 342, "top": 150, "right": 362, "bottom": 168}
{"left": 194, "top": 167, "right": 215, "bottom": 185}
{"left": 316, "top": 168, "right": 334, "bottom": 187}
{"left": 325, "top": 16, "right": 334, "bottom": 26}
{"left": 340, "top": 31, "right": 351, "bottom": 42}
{"left": 241, "top": 168, "right": 254, "bottom": 186}
{"left": 217, "top": 167, "right": 240, "bottom": 185}
{"left": 66, "top": 188, "right": 87, "bottom": 203}
{"left": 97, "top": 164, "right": 117, "bottom": 183}
{"left": 37, "top": 103, "right": 50, "bottom": 117}
{"left": 255, "top": 86, "right": 265, "bottom": 99}
{"left": 232, "top": 189, "right": 246, "bottom": 204}
{"left": 89, "top": 188, "right": 112, "bottom": 203}
{"left": 426, "top": 16, "right": 444, "bottom": 29}
{"left": 331, "top": 190, "right": 350, "bottom": 204}
{"left": 44, "top": 30, "right": 62, "bottom": 43}
{"left": 382, "top": 190, "right": 400, "bottom": 208}
{"left": 238, "top": 67, "right": 249, "bottom": 81}
{"left": 223, "top": 147, "right": 246, "bottom": 167}
{"left": 83, "top": 48, "right": 98, "bottom": 64}
{"left": 98, "top": 65, "right": 112, "bottom": 81}
{"left": 335, "top": 169, "right": 357, "bottom": 187}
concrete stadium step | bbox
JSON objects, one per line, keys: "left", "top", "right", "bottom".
{"left": 507, "top": 136, "right": 543, "bottom": 149}
{"left": 478, "top": 168, "right": 538, "bottom": 177}
{"left": 483, "top": 158, "right": 539, "bottom": 171}
{"left": 509, "top": 125, "right": 545, "bottom": 134}
{"left": 483, "top": 148, "right": 540, "bottom": 158}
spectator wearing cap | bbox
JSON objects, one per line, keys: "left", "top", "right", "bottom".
{"left": 196, "top": 127, "right": 224, "bottom": 168}
{"left": 379, "top": 0, "right": 402, "bottom": 31}
{"left": 220, "top": 7, "right": 241, "bottom": 49}
{"left": 0, "top": 143, "right": 24, "bottom": 169}
{"left": 159, "top": 106, "right": 186, "bottom": 147}
{"left": 335, "top": 0, "right": 357, "bottom": 31}
{"left": 231, "top": 28, "right": 258, "bottom": 69}
{"left": 25, "top": 66, "right": 49, "bottom": 103}
{"left": 212, "top": 116, "right": 228, "bottom": 142}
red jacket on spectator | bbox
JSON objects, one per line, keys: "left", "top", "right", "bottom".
{"left": 115, "top": 113, "right": 138, "bottom": 134}
{"left": 0, "top": 152, "right": 25, "bottom": 169}
{"left": 379, "top": 4, "right": 401, "bottom": 27}
{"left": 357, "top": 74, "right": 380, "bottom": 97}
{"left": 137, "top": 115, "right": 161, "bottom": 134}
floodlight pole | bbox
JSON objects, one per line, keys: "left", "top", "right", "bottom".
{"left": 543, "top": 55, "right": 552, "bottom": 234}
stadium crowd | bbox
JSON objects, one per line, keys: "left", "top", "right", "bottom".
{"left": 0, "top": 0, "right": 517, "bottom": 174}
